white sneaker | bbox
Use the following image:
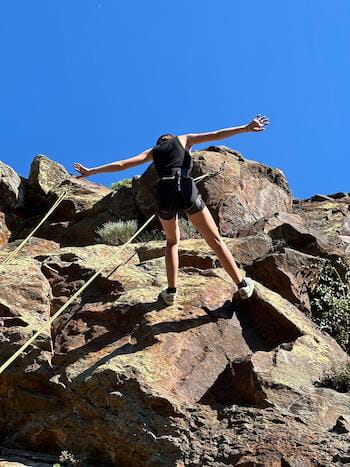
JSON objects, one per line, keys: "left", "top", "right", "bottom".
{"left": 238, "top": 277, "right": 255, "bottom": 300}
{"left": 161, "top": 289, "right": 177, "bottom": 306}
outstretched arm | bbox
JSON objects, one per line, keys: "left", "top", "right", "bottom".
{"left": 184, "top": 115, "right": 270, "bottom": 147}
{"left": 73, "top": 148, "right": 153, "bottom": 178}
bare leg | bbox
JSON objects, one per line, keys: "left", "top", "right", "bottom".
{"left": 158, "top": 213, "right": 180, "bottom": 288}
{"left": 187, "top": 207, "right": 243, "bottom": 284}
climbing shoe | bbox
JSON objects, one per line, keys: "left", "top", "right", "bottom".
{"left": 161, "top": 288, "right": 177, "bottom": 306}
{"left": 238, "top": 277, "right": 255, "bottom": 300}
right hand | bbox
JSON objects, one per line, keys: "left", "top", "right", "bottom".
{"left": 73, "top": 162, "right": 95, "bottom": 178}
{"left": 245, "top": 114, "right": 270, "bottom": 132}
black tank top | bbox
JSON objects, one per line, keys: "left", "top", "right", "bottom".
{"left": 152, "top": 136, "right": 193, "bottom": 176}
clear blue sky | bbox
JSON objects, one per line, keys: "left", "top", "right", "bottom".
{"left": 1, "top": 0, "right": 349, "bottom": 199}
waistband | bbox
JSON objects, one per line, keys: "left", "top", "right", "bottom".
{"left": 157, "top": 167, "right": 191, "bottom": 180}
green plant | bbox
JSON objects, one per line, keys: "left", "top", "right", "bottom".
{"left": 96, "top": 219, "right": 138, "bottom": 245}
{"left": 58, "top": 450, "right": 80, "bottom": 466}
{"left": 135, "top": 229, "right": 165, "bottom": 242}
{"left": 58, "top": 449, "right": 93, "bottom": 467}
{"left": 315, "top": 362, "right": 350, "bottom": 393}
{"left": 111, "top": 177, "right": 132, "bottom": 190}
{"left": 308, "top": 257, "right": 350, "bottom": 353}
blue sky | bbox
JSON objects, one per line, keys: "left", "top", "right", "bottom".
{"left": 1, "top": 0, "right": 349, "bottom": 199}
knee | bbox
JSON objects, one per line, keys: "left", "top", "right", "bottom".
{"left": 166, "top": 236, "right": 180, "bottom": 247}
{"left": 166, "top": 240, "right": 180, "bottom": 248}
{"left": 213, "top": 234, "right": 222, "bottom": 244}
{"left": 208, "top": 234, "right": 224, "bottom": 249}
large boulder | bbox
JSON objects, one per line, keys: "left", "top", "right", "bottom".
{"left": 237, "top": 211, "right": 306, "bottom": 237}
{"left": 133, "top": 147, "right": 293, "bottom": 236}
{"left": 0, "top": 238, "right": 349, "bottom": 466}
{"left": 27, "top": 154, "right": 111, "bottom": 221}
{"left": 1, "top": 148, "right": 350, "bottom": 466}
{"left": 16, "top": 149, "right": 292, "bottom": 247}
{"left": 0, "top": 161, "right": 24, "bottom": 209}
{"left": 60, "top": 182, "right": 143, "bottom": 246}
{"left": 47, "top": 177, "right": 112, "bottom": 222}
{"left": 92, "top": 182, "right": 144, "bottom": 222}
{"left": 15, "top": 155, "right": 113, "bottom": 245}
{"left": 0, "top": 237, "right": 60, "bottom": 258}
{"left": 245, "top": 247, "right": 326, "bottom": 312}
{"left": 136, "top": 234, "right": 272, "bottom": 269}
{"left": 0, "top": 256, "right": 52, "bottom": 370}
{"left": 293, "top": 193, "right": 350, "bottom": 255}
{"left": 28, "top": 154, "right": 69, "bottom": 196}
{"left": 225, "top": 283, "right": 350, "bottom": 429}
{"left": 237, "top": 210, "right": 344, "bottom": 261}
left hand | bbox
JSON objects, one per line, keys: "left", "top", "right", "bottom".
{"left": 245, "top": 114, "right": 270, "bottom": 132}
{"left": 73, "top": 162, "right": 95, "bottom": 178}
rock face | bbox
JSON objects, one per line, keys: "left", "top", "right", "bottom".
{"left": 0, "top": 203, "right": 11, "bottom": 246}
{"left": 14, "top": 155, "right": 113, "bottom": 245}
{"left": 4, "top": 149, "right": 294, "bottom": 247}
{"left": 0, "top": 256, "right": 53, "bottom": 368}
{"left": 0, "top": 150, "right": 349, "bottom": 466}
{"left": 61, "top": 183, "right": 143, "bottom": 246}
{"left": 293, "top": 193, "right": 350, "bottom": 254}
{"left": 0, "top": 160, "right": 26, "bottom": 246}
{"left": 133, "top": 147, "right": 292, "bottom": 237}
{"left": 28, "top": 154, "right": 70, "bottom": 196}
{"left": 0, "top": 161, "right": 24, "bottom": 209}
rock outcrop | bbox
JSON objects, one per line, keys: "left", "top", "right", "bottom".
{"left": 0, "top": 150, "right": 349, "bottom": 466}
{"left": 133, "top": 147, "right": 292, "bottom": 237}
{"left": 0, "top": 202, "right": 11, "bottom": 246}
{"left": 0, "top": 161, "right": 24, "bottom": 209}
{"left": 293, "top": 193, "right": 350, "bottom": 254}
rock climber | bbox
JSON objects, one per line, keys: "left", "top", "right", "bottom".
{"left": 73, "top": 114, "right": 270, "bottom": 306}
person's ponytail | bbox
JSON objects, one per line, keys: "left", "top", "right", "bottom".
{"left": 156, "top": 134, "right": 175, "bottom": 145}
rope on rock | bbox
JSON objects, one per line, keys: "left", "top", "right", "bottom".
{"left": 0, "top": 169, "right": 223, "bottom": 374}
{"left": 1, "top": 190, "right": 68, "bottom": 267}
{"left": 0, "top": 213, "right": 155, "bottom": 374}
{"left": 194, "top": 161, "right": 227, "bottom": 184}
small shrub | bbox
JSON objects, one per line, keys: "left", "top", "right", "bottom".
{"left": 135, "top": 229, "right": 165, "bottom": 242}
{"left": 58, "top": 450, "right": 82, "bottom": 466}
{"left": 94, "top": 214, "right": 215, "bottom": 246}
{"left": 111, "top": 177, "right": 132, "bottom": 191}
{"left": 315, "top": 362, "right": 350, "bottom": 393}
{"left": 96, "top": 220, "right": 138, "bottom": 245}
{"left": 179, "top": 216, "right": 201, "bottom": 240}
{"left": 308, "top": 257, "right": 350, "bottom": 353}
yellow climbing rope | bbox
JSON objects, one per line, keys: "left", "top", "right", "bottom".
{"left": 1, "top": 190, "right": 68, "bottom": 267}
{"left": 0, "top": 169, "right": 222, "bottom": 374}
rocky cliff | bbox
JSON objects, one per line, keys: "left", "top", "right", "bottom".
{"left": 0, "top": 148, "right": 349, "bottom": 466}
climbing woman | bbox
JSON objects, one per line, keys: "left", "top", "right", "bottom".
{"left": 73, "top": 114, "right": 270, "bottom": 306}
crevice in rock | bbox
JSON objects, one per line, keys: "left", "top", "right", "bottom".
{"left": 41, "top": 260, "right": 124, "bottom": 307}
{"left": 234, "top": 307, "right": 279, "bottom": 353}
{"left": 50, "top": 296, "right": 161, "bottom": 367}
{"left": 199, "top": 356, "right": 269, "bottom": 409}
{"left": 235, "top": 294, "right": 303, "bottom": 350}
{"left": 198, "top": 293, "right": 304, "bottom": 410}
{"left": 0, "top": 303, "right": 15, "bottom": 317}
{"left": 2, "top": 318, "right": 29, "bottom": 328}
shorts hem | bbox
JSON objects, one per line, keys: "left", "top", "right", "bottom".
{"left": 157, "top": 211, "right": 177, "bottom": 220}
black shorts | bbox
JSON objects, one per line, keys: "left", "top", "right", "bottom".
{"left": 155, "top": 176, "right": 206, "bottom": 220}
